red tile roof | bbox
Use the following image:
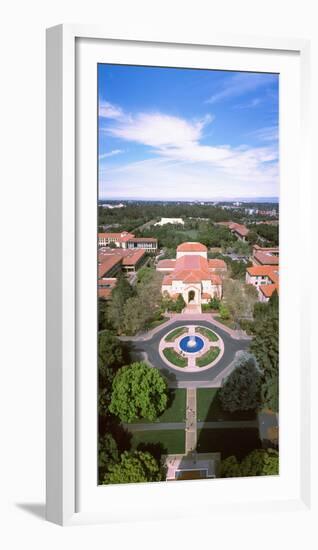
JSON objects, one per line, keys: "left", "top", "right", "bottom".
{"left": 121, "top": 249, "right": 146, "bottom": 266}
{"left": 247, "top": 265, "right": 279, "bottom": 284}
{"left": 259, "top": 283, "right": 279, "bottom": 298}
{"left": 98, "top": 232, "right": 135, "bottom": 242}
{"left": 158, "top": 243, "right": 224, "bottom": 287}
{"left": 98, "top": 278, "right": 117, "bottom": 299}
{"left": 99, "top": 247, "right": 146, "bottom": 264}
{"left": 229, "top": 222, "right": 249, "bottom": 237}
{"left": 177, "top": 242, "right": 207, "bottom": 252}
{"left": 208, "top": 259, "right": 227, "bottom": 270}
{"left": 98, "top": 256, "right": 122, "bottom": 278}
{"left": 156, "top": 259, "right": 176, "bottom": 269}
{"left": 254, "top": 251, "right": 279, "bottom": 265}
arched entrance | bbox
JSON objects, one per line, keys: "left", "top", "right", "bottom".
{"left": 188, "top": 290, "right": 196, "bottom": 303}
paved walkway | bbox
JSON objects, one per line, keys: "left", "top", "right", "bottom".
{"left": 185, "top": 388, "right": 197, "bottom": 453}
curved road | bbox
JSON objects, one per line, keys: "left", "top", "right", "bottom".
{"left": 124, "top": 319, "right": 251, "bottom": 383}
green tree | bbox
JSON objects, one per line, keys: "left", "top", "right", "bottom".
{"left": 98, "top": 433, "right": 119, "bottom": 481}
{"left": 219, "top": 354, "right": 261, "bottom": 412}
{"left": 240, "top": 449, "right": 279, "bottom": 476}
{"left": 109, "top": 361, "right": 168, "bottom": 422}
{"left": 219, "top": 456, "right": 241, "bottom": 478}
{"left": 107, "top": 274, "right": 134, "bottom": 333}
{"left": 174, "top": 294, "right": 186, "bottom": 313}
{"left": 98, "top": 330, "right": 123, "bottom": 377}
{"left": 223, "top": 279, "right": 258, "bottom": 322}
{"left": 220, "top": 449, "right": 279, "bottom": 478}
{"left": 209, "top": 296, "right": 220, "bottom": 310}
{"left": 219, "top": 303, "right": 230, "bottom": 320}
{"left": 98, "top": 298, "right": 111, "bottom": 331}
{"left": 103, "top": 450, "right": 164, "bottom": 484}
{"left": 261, "top": 374, "right": 278, "bottom": 412}
{"left": 122, "top": 269, "right": 163, "bottom": 335}
{"left": 250, "top": 294, "right": 279, "bottom": 379}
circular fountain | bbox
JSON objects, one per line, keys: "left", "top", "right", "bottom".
{"left": 179, "top": 334, "right": 204, "bottom": 353}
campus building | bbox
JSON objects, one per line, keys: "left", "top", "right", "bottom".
{"left": 251, "top": 244, "right": 279, "bottom": 266}
{"left": 156, "top": 242, "right": 226, "bottom": 305}
{"left": 98, "top": 248, "right": 148, "bottom": 299}
{"left": 246, "top": 264, "right": 279, "bottom": 302}
{"left": 154, "top": 217, "right": 184, "bottom": 226}
{"left": 216, "top": 221, "right": 249, "bottom": 241}
{"left": 98, "top": 232, "right": 158, "bottom": 252}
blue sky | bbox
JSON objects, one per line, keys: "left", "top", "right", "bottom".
{"left": 98, "top": 64, "right": 279, "bottom": 201}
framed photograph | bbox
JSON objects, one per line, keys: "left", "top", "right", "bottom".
{"left": 46, "top": 25, "right": 311, "bottom": 525}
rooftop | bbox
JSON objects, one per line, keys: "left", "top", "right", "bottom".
{"left": 99, "top": 247, "right": 146, "bottom": 267}
{"left": 177, "top": 242, "right": 207, "bottom": 253}
{"left": 128, "top": 237, "right": 157, "bottom": 243}
{"left": 98, "top": 231, "right": 135, "bottom": 242}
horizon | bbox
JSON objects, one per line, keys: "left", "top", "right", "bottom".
{"left": 98, "top": 65, "right": 279, "bottom": 201}
{"left": 98, "top": 197, "right": 279, "bottom": 204}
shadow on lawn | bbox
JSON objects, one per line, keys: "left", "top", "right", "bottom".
{"left": 196, "top": 388, "right": 261, "bottom": 460}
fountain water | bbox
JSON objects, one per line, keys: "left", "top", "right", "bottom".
{"left": 187, "top": 334, "right": 197, "bottom": 348}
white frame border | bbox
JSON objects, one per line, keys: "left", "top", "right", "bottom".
{"left": 46, "top": 25, "right": 311, "bottom": 526}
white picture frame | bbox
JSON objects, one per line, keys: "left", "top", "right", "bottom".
{"left": 46, "top": 25, "right": 312, "bottom": 526}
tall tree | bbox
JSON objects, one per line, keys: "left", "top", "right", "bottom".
{"left": 250, "top": 292, "right": 279, "bottom": 379}
{"left": 109, "top": 361, "right": 168, "bottom": 422}
{"left": 223, "top": 279, "right": 257, "bottom": 322}
{"left": 98, "top": 330, "right": 123, "bottom": 377}
{"left": 219, "top": 354, "right": 261, "bottom": 412}
{"left": 107, "top": 274, "right": 134, "bottom": 333}
{"left": 102, "top": 450, "right": 164, "bottom": 484}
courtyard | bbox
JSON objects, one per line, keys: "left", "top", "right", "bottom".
{"left": 123, "top": 316, "right": 251, "bottom": 385}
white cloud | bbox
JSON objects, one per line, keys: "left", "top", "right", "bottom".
{"left": 248, "top": 126, "right": 279, "bottom": 142}
{"left": 206, "top": 73, "right": 277, "bottom": 104}
{"left": 99, "top": 101, "right": 123, "bottom": 119}
{"left": 99, "top": 149, "right": 123, "bottom": 160}
{"left": 99, "top": 156, "right": 278, "bottom": 201}
{"left": 105, "top": 112, "right": 214, "bottom": 148}
{"left": 234, "top": 97, "right": 262, "bottom": 109}
{"left": 99, "top": 103, "right": 278, "bottom": 200}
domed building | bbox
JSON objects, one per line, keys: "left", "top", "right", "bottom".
{"left": 156, "top": 242, "right": 226, "bottom": 306}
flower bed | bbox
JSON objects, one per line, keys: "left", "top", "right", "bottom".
{"left": 196, "top": 326, "right": 218, "bottom": 342}
{"left": 163, "top": 347, "right": 188, "bottom": 367}
{"left": 164, "top": 326, "right": 188, "bottom": 342}
{"left": 196, "top": 346, "right": 220, "bottom": 367}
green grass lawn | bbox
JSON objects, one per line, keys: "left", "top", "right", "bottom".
{"left": 132, "top": 389, "right": 186, "bottom": 424}
{"left": 196, "top": 428, "right": 260, "bottom": 459}
{"left": 164, "top": 326, "right": 188, "bottom": 342}
{"left": 196, "top": 346, "right": 220, "bottom": 367}
{"left": 196, "top": 327, "right": 218, "bottom": 341}
{"left": 158, "top": 389, "right": 186, "bottom": 422}
{"left": 197, "top": 388, "right": 257, "bottom": 422}
{"left": 214, "top": 316, "right": 236, "bottom": 330}
{"left": 163, "top": 347, "right": 187, "bottom": 367}
{"left": 130, "top": 429, "right": 185, "bottom": 455}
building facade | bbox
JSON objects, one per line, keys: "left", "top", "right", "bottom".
{"left": 98, "top": 232, "right": 157, "bottom": 252}
{"left": 246, "top": 264, "right": 279, "bottom": 302}
{"left": 157, "top": 242, "right": 226, "bottom": 305}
